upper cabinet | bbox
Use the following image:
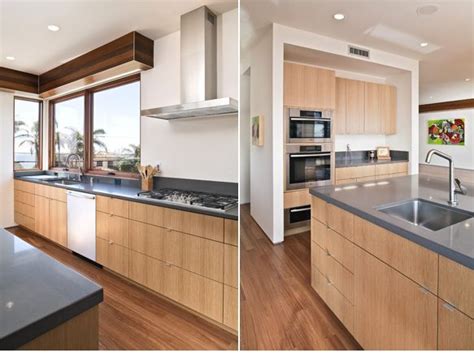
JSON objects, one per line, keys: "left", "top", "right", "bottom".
{"left": 284, "top": 62, "right": 335, "bottom": 110}
{"left": 336, "top": 77, "right": 397, "bottom": 135}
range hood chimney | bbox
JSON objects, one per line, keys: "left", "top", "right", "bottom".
{"left": 141, "top": 6, "right": 238, "bottom": 120}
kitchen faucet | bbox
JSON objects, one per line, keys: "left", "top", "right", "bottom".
{"left": 345, "top": 144, "right": 352, "bottom": 163}
{"left": 425, "top": 149, "right": 467, "bottom": 206}
{"left": 65, "top": 153, "right": 85, "bottom": 182}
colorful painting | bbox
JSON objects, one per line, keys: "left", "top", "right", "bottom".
{"left": 251, "top": 115, "right": 263, "bottom": 146}
{"left": 428, "top": 118, "right": 465, "bottom": 145}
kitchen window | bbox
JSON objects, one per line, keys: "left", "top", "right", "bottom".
{"left": 49, "top": 75, "right": 141, "bottom": 176}
{"left": 14, "top": 97, "right": 42, "bottom": 170}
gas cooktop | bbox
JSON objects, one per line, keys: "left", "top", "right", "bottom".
{"left": 137, "top": 188, "right": 238, "bottom": 212}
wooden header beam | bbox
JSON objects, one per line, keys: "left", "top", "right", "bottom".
{"left": 419, "top": 98, "right": 474, "bottom": 113}
{"left": 0, "top": 67, "right": 39, "bottom": 94}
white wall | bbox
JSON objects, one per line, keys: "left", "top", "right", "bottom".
{"left": 259, "top": 23, "right": 419, "bottom": 243}
{"left": 419, "top": 108, "right": 474, "bottom": 170}
{"left": 240, "top": 70, "right": 251, "bottom": 204}
{"left": 140, "top": 9, "right": 238, "bottom": 182}
{"left": 248, "top": 28, "right": 275, "bottom": 241}
{"left": 0, "top": 92, "right": 15, "bottom": 227}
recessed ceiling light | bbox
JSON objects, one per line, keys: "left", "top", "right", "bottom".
{"left": 420, "top": 42, "right": 428, "bottom": 47}
{"left": 6, "top": 56, "right": 15, "bottom": 61}
{"left": 48, "top": 24, "right": 60, "bottom": 32}
{"left": 416, "top": 4, "right": 439, "bottom": 16}
{"left": 465, "top": 78, "right": 471, "bottom": 82}
{"left": 333, "top": 13, "right": 345, "bottom": 20}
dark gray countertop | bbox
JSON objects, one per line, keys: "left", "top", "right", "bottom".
{"left": 0, "top": 229, "right": 103, "bottom": 349}
{"left": 310, "top": 175, "right": 474, "bottom": 269}
{"left": 335, "top": 158, "right": 409, "bottom": 168}
{"left": 15, "top": 176, "right": 238, "bottom": 220}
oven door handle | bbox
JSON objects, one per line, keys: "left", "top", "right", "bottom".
{"left": 290, "top": 207, "right": 311, "bottom": 213}
{"left": 289, "top": 153, "right": 331, "bottom": 158}
{"left": 290, "top": 117, "right": 332, "bottom": 122}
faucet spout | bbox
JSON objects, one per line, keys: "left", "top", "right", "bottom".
{"left": 424, "top": 149, "right": 458, "bottom": 206}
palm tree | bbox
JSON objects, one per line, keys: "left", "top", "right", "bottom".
{"left": 64, "top": 127, "right": 108, "bottom": 156}
{"left": 15, "top": 121, "right": 40, "bottom": 168}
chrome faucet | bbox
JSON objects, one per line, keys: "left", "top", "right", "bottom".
{"left": 65, "top": 153, "right": 84, "bottom": 182}
{"left": 345, "top": 144, "right": 352, "bottom": 163}
{"left": 425, "top": 149, "right": 467, "bottom": 205}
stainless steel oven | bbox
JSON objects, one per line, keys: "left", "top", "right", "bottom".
{"left": 286, "top": 108, "right": 333, "bottom": 143}
{"left": 284, "top": 205, "right": 311, "bottom": 230}
{"left": 286, "top": 143, "right": 332, "bottom": 190}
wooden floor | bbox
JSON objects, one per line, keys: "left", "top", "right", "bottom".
{"left": 8, "top": 227, "right": 237, "bottom": 350}
{"left": 240, "top": 204, "right": 361, "bottom": 350}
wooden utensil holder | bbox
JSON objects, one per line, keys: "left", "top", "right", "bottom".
{"left": 141, "top": 178, "right": 153, "bottom": 192}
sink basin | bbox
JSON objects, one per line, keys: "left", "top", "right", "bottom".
{"left": 376, "top": 198, "right": 473, "bottom": 231}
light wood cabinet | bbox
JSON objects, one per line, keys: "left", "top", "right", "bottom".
{"left": 14, "top": 180, "right": 35, "bottom": 194}
{"left": 34, "top": 195, "right": 50, "bottom": 237}
{"left": 335, "top": 165, "right": 375, "bottom": 180}
{"left": 164, "top": 208, "right": 224, "bottom": 242}
{"left": 353, "top": 246, "right": 437, "bottom": 350}
{"left": 182, "top": 233, "right": 224, "bottom": 282}
{"left": 224, "top": 219, "right": 238, "bottom": 246}
{"left": 335, "top": 78, "right": 397, "bottom": 135}
{"left": 223, "top": 285, "right": 238, "bottom": 331}
{"left": 284, "top": 189, "right": 311, "bottom": 209}
{"left": 96, "top": 237, "right": 129, "bottom": 277}
{"left": 327, "top": 204, "right": 354, "bottom": 241}
{"left": 336, "top": 162, "right": 408, "bottom": 185}
{"left": 438, "top": 299, "right": 474, "bottom": 350}
{"left": 224, "top": 244, "right": 238, "bottom": 288}
{"left": 49, "top": 200, "right": 67, "bottom": 247}
{"left": 96, "top": 196, "right": 129, "bottom": 218}
{"left": 284, "top": 62, "right": 335, "bottom": 110}
{"left": 97, "top": 212, "right": 129, "bottom": 248}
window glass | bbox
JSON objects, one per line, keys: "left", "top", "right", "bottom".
{"left": 14, "top": 98, "right": 41, "bottom": 170}
{"left": 53, "top": 96, "right": 85, "bottom": 168}
{"left": 92, "top": 81, "right": 140, "bottom": 173}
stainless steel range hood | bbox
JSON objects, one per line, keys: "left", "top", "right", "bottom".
{"left": 141, "top": 6, "right": 238, "bottom": 120}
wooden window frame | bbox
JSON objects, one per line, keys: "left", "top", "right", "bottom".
{"left": 13, "top": 96, "right": 43, "bottom": 171}
{"left": 49, "top": 74, "right": 141, "bottom": 179}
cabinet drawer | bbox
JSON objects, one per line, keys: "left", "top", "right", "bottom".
{"left": 15, "top": 190, "right": 35, "bottom": 206}
{"left": 311, "top": 196, "right": 327, "bottom": 224}
{"left": 164, "top": 208, "right": 224, "bottom": 242}
{"left": 223, "top": 285, "right": 238, "bottom": 330}
{"left": 311, "top": 241, "right": 327, "bottom": 274}
{"left": 327, "top": 228, "right": 354, "bottom": 273}
{"left": 336, "top": 165, "right": 375, "bottom": 180}
{"left": 14, "top": 180, "right": 35, "bottom": 193}
{"left": 353, "top": 216, "right": 438, "bottom": 293}
{"left": 96, "top": 237, "right": 129, "bottom": 277}
{"left": 96, "top": 196, "right": 129, "bottom": 218}
{"left": 325, "top": 251, "right": 354, "bottom": 303}
{"left": 284, "top": 189, "right": 310, "bottom": 209}
{"left": 129, "top": 201, "right": 165, "bottom": 227}
{"left": 375, "top": 162, "right": 408, "bottom": 175}
{"left": 14, "top": 212, "right": 35, "bottom": 231}
{"left": 14, "top": 201, "right": 35, "bottom": 218}
{"left": 97, "top": 212, "right": 129, "bottom": 248}
{"left": 325, "top": 275, "right": 354, "bottom": 333}
{"left": 49, "top": 187, "right": 67, "bottom": 202}
{"left": 327, "top": 204, "right": 353, "bottom": 240}
{"left": 223, "top": 244, "right": 237, "bottom": 288}
{"left": 311, "top": 218, "right": 327, "bottom": 249}
{"left": 439, "top": 256, "right": 474, "bottom": 317}
{"left": 438, "top": 299, "right": 474, "bottom": 349}
{"left": 146, "top": 255, "right": 180, "bottom": 301}
{"left": 224, "top": 219, "right": 238, "bottom": 246}
{"left": 311, "top": 265, "right": 327, "bottom": 301}
{"left": 335, "top": 178, "right": 357, "bottom": 185}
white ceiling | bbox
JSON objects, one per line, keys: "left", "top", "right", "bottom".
{"left": 241, "top": 0, "right": 474, "bottom": 104}
{"left": 0, "top": 0, "right": 237, "bottom": 74}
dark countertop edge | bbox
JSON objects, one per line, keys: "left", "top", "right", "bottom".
{"left": 309, "top": 189, "right": 474, "bottom": 270}
{"left": 1, "top": 289, "right": 103, "bottom": 349}
{"left": 14, "top": 177, "right": 238, "bottom": 221}
{"left": 335, "top": 159, "right": 409, "bottom": 168}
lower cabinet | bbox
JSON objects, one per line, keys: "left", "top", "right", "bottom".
{"left": 34, "top": 195, "right": 50, "bottom": 236}
{"left": 353, "top": 246, "right": 437, "bottom": 349}
{"left": 49, "top": 200, "right": 67, "bottom": 247}
{"left": 223, "top": 285, "right": 238, "bottom": 330}
{"left": 96, "top": 237, "right": 130, "bottom": 278}
{"left": 438, "top": 299, "right": 474, "bottom": 350}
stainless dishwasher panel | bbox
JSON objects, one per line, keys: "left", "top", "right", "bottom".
{"left": 67, "top": 191, "right": 96, "bottom": 261}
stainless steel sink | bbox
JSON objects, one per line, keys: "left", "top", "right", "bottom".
{"left": 376, "top": 198, "right": 473, "bottom": 231}
{"left": 48, "top": 179, "right": 82, "bottom": 186}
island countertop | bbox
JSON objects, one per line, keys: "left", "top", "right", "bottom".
{"left": 0, "top": 229, "right": 103, "bottom": 349}
{"left": 309, "top": 175, "right": 474, "bottom": 269}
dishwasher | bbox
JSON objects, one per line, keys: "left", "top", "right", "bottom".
{"left": 67, "top": 191, "right": 96, "bottom": 261}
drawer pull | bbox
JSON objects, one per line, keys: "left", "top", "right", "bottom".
{"left": 325, "top": 276, "right": 332, "bottom": 286}
{"left": 109, "top": 240, "right": 114, "bottom": 245}
{"left": 443, "top": 302, "right": 456, "bottom": 311}
{"left": 326, "top": 249, "right": 331, "bottom": 257}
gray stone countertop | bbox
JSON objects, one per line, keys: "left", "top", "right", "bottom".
{"left": 0, "top": 229, "right": 103, "bottom": 349}
{"left": 310, "top": 175, "right": 474, "bottom": 269}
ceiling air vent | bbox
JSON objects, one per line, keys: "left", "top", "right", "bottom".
{"left": 348, "top": 45, "right": 370, "bottom": 59}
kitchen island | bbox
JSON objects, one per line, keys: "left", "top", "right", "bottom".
{"left": 0, "top": 229, "right": 103, "bottom": 349}
{"left": 309, "top": 175, "right": 473, "bottom": 350}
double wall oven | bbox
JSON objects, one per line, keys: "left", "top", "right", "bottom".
{"left": 284, "top": 108, "right": 334, "bottom": 231}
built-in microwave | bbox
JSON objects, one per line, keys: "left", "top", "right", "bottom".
{"left": 286, "top": 143, "right": 333, "bottom": 190}
{"left": 286, "top": 108, "right": 333, "bottom": 143}
{"left": 284, "top": 205, "right": 311, "bottom": 231}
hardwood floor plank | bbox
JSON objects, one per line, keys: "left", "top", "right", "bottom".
{"left": 7, "top": 227, "right": 237, "bottom": 350}
{"left": 240, "top": 204, "right": 360, "bottom": 350}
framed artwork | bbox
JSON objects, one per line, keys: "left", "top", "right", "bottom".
{"left": 376, "top": 146, "right": 391, "bottom": 160}
{"left": 251, "top": 115, "right": 264, "bottom": 146}
{"left": 428, "top": 118, "right": 465, "bottom": 145}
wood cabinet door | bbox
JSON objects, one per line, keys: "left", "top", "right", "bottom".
{"left": 164, "top": 208, "right": 224, "bottom": 242}
{"left": 438, "top": 299, "right": 474, "bottom": 349}
{"left": 317, "top": 67, "right": 335, "bottom": 110}
{"left": 345, "top": 79, "right": 365, "bottom": 134}
{"left": 353, "top": 247, "right": 437, "bottom": 350}
{"left": 96, "top": 212, "right": 129, "bottom": 247}
{"left": 303, "top": 64, "right": 319, "bottom": 108}
{"left": 96, "top": 237, "right": 129, "bottom": 277}
{"left": 49, "top": 200, "right": 67, "bottom": 247}
{"left": 34, "top": 195, "right": 50, "bottom": 237}
{"left": 364, "top": 82, "right": 383, "bottom": 134}
{"left": 335, "top": 78, "right": 347, "bottom": 134}
{"left": 382, "top": 85, "right": 397, "bottom": 134}
{"left": 224, "top": 219, "right": 238, "bottom": 246}
{"left": 182, "top": 234, "right": 223, "bottom": 282}
{"left": 284, "top": 62, "right": 305, "bottom": 107}
{"left": 224, "top": 244, "right": 237, "bottom": 288}
{"left": 223, "top": 285, "right": 238, "bottom": 330}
